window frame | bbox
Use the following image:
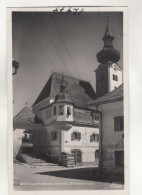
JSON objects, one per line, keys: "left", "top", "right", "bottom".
{"left": 113, "top": 74, "right": 118, "bottom": 81}
{"left": 114, "top": 116, "right": 124, "bottom": 131}
{"left": 90, "top": 134, "right": 99, "bottom": 142}
{"left": 71, "top": 132, "right": 81, "bottom": 141}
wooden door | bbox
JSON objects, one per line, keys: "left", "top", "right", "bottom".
{"left": 71, "top": 149, "right": 82, "bottom": 166}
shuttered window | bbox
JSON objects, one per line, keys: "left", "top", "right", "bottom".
{"left": 114, "top": 116, "right": 124, "bottom": 131}
{"left": 90, "top": 134, "right": 99, "bottom": 142}
{"left": 71, "top": 132, "right": 81, "bottom": 141}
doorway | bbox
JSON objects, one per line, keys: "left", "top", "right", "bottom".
{"left": 71, "top": 149, "right": 82, "bottom": 166}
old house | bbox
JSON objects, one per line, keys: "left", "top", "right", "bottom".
{"left": 32, "top": 73, "right": 100, "bottom": 166}
{"left": 13, "top": 105, "right": 42, "bottom": 161}
{"left": 13, "top": 18, "right": 124, "bottom": 172}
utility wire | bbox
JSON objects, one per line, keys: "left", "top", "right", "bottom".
{"left": 39, "top": 14, "right": 72, "bottom": 76}
{"left": 51, "top": 15, "right": 81, "bottom": 79}
{"left": 27, "top": 26, "right": 58, "bottom": 73}
{"left": 19, "top": 17, "right": 58, "bottom": 73}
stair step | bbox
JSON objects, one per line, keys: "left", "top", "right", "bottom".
{"left": 21, "top": 154, "right": 58, "bottom": 165}
{"left": 29, "top": 163, "right": 58, "bottom": 166}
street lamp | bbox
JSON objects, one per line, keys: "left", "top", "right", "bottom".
{"left": 12, "top": 60, "right": 19, "bottom": 75}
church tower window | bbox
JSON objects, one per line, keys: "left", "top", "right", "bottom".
{"left": 113, "top": 74, "right": 118, "bottom": 81}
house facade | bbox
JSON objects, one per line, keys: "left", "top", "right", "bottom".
{"left": 13, "top": 106, "right": 42, "bottom": 161}
{"left": 32, "top": 73, "right": 100, "bottom": 166}
{"left": 88, "top": 85, "right": 124, "bottom": 176}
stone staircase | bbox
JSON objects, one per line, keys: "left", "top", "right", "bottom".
{"left": 20, "top": 154, "right": 59, "bottom": 166}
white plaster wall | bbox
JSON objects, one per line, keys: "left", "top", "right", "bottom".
{"left": 62, "top": 125, "right": 99, "bottom": 163}
{"left": 100, "top": 102, "right": 124, "bottom": 171}
{"left": 13, "top": 129, "right": 25, "bottom": 158}
{"left": 108, "top": 64, "right": 123, "bottom": 92}
{"left": 63, "top": 126, "right": 99, "bottom": 147}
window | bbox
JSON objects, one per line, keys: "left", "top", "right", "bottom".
{"left": 51, "top": 131, "right": 58, "bottom": 140}
{"left": 95, "top": 115, "right": 99, "bottom": 121}
{"left": 115, "top": 151, "right": 124, "bottom": 166}
{"left": 67, "top": 106, "right": 71, "bottom": 118}
{"left": 71, "top": 132, "right": 81, "bottom": 141}
{"left": 53, "top": 106, "right": 56, "bottom": 115}
{"left": 114, "top": 116, "right": 124, "bottom": 131}
{"left": 113, "top": 74, "right": 118, "bottom": 81}
{"left": 59, "top": 105, "right": 64, "bottom": 115}
{"left": 90, "top": 134, "right": 99, "bottom": 142}
{"left": 24, "top": 134, "right": 28, "bottom": 139}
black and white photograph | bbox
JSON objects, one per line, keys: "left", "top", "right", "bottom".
{"left": 9, "top": 7, "right": 128, "bottom": 192}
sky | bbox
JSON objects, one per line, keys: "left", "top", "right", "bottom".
{"left": 12, "top": 11, "right": 123, "bottom": 116}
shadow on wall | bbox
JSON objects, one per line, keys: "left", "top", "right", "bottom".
{"left": 35, "top": 167, "right": 124, "bottom": 184}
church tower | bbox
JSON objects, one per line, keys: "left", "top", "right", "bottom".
{"left": 95, "top": 17, "right": 123, "bottom": 98}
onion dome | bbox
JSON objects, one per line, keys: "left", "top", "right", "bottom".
{"left": 97, "top": 16, "right": 120, "bottom": 64}
{"left": 55, "top": 76, "right": 72, "bottom": 103}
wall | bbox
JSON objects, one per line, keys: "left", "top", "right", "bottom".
{"left": 108, "top": 63, "right": 123, "bottom": 91}
{"left": 33, "top": 102, "right": 74, "bottom": 125}
{"left": 33, "top": 125, "right": 60, "bottom": 163}
{"left": 32, "top": 123, "right": 99, "bottom": 165}
{"left": 99, "top": 101, "right": 124, "bottom": 176}
{"left": 13, "top": 129, "right": 25, "bottom": 159}
{"left": 62, "top": 125, "right": 99, "bottom": 164}
{"left": 95, "top": 63, "right": 109, "bottom": 97}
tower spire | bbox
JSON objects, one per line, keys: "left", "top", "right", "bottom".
{"left": 104, "top": 16, "right": 113, "bottom": 37}
{"left": 60, "top": 75, "right": 66, "bottom": 93}
{"left": 103, "top": 16, "right": 114, "bottom": 48}
{"left": 96, "top": 16, "right": 120, "bottom": 64}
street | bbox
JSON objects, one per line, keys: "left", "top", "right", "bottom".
{"left": 14, "top": 162, "right": 124, "bottom": 190}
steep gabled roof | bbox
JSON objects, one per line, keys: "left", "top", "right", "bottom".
{"left": 32, "top": 72, "right": 97, "bottom": 108}
{"left": 14, "top": 106, "right": 35, "bottom": 124}
{"left": 88, "top": 84, "right": 123, "bottom": 106}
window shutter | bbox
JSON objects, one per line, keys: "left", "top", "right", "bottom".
{"left": 56, "top": 131, "right": 58, "bottom": 140}
{"left": 90, "top": 134, "right": 93, "bottom": 142}
{"left": 97, "top": 134, "right": 99, "bottom": 142}
{"left": 78, "top": 132, "right": 81, "bottom": 140}
{"left": 71, "top": 133, "right": 74, "bottom": 141}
